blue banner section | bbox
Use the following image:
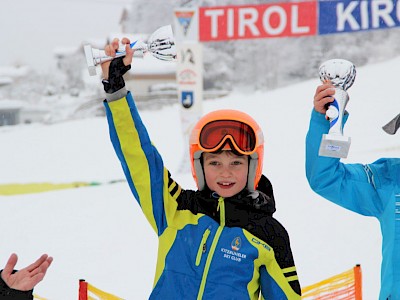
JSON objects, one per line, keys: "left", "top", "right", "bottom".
{"left": 319, "top": 0, "right": 400, "bottom": 35}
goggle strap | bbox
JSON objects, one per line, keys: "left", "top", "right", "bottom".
{"left": 247, "top": 155, "right": 258, "bottom": 191}
{"left": 193, "top": 155, "right": 205, "bottom": 190}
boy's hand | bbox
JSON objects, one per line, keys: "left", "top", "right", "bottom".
{"left": 1, "top": 253, "right": 53, "bottom": 291}
{"left": 101, "top": 37, "right": 134, "bottom": 80}
{"left": 100, "top": 37, "right": 134, "bottom": 94}
{"left": 313, "top": 82, "right": 336, "bottom": 114}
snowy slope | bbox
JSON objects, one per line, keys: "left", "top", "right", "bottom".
{"left": 0, "top": 56, "right": 399, "bottom": 299}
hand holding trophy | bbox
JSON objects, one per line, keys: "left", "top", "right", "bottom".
{"left": 318, "top": 59, "right": 356, "bottom": 158}
{"left": 84, "top": 25, "right": 177, "bottom": 76}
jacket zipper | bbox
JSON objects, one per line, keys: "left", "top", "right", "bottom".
{"left": 197, "top": 197, "right": 225, "bottom": 300}
{"left": 196, "top": 228, "right": 211, "bottom": 266}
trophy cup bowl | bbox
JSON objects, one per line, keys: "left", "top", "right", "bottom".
{"left": 84, "top": 25, "right": 177, "bottom": 76}
{"left": 318, "top": 59, "right": 356, "bottom": 158}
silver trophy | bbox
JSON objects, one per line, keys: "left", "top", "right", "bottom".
{"left": 84, "top": 25, "right": 177, "bottom": 76}
{"left": 318, "top": 59, "right": 356, "bottom": 158}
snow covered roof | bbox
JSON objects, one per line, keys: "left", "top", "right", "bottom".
{"left": 0, "top": 99, "right": 25, "bottom": 110}
{"left": 0, "top": 66, "right": 30, "bottom": 79}
{"left": 0, "top": 77, "right": 13, "bottom": 86}
{"left": 130, "top": 54, "right": 176, "bottom": 75}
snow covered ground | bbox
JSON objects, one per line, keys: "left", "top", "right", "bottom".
{"left": 0, "top": 56, "right": 399, "bottom": 299}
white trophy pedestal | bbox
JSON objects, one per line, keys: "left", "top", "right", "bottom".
{"left": 319, "top": 133, "right": 351, "bottom": 158}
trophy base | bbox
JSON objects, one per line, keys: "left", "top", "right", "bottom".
{"left": 83, "top": 45, "right": 97, "bottom": 76}
{"left": 318, "top": 134, "right": 351, "bottom": 158}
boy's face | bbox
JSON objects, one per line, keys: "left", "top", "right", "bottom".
{"left": 203, "top": 151, "right": 249, "bottom": 198}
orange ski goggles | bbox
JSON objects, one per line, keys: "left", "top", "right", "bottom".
{"left": 198, "top": 120, "right": 258, "bottom": 155}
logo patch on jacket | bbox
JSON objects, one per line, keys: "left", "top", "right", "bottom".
{"left": 221, "top": 237, "right": 247, "bottom": 262}
{"left": 231, "top": 237, "right": 242, "bottom": 251}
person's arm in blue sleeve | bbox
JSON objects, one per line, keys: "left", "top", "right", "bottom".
{"left": 305, "top": 82, "right": 383, "bottom": 216}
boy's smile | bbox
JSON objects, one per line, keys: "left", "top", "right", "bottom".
{"left": 203, "top": 151, "right": 249, "bottom": 198}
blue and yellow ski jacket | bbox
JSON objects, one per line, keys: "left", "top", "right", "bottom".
{"left": 104, "top": 92, "right": 301, "bottom": 299}
{"left": 306, "top": 109, "right": 400, "bottom": 300}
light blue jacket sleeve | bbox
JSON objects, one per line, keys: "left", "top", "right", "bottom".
{"left": 305, "top": 109, "right": 384, "bottom": 217}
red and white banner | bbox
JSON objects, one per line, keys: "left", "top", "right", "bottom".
{"left": 199, "top": 2, "right": 317, "bottom": 41}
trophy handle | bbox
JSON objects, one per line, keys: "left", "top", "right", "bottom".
{"left": 147, "top": 25, "right": 176, "bottom": 61}
{"left": 325, "top": 88, "right": 349, "bottom": 136}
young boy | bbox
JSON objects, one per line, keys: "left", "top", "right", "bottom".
{"left": 101, "top": 38, "right": 301, "bottom": 299}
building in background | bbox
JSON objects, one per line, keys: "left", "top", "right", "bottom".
{"left": 0, "top": 100, "right": 23, "bottom": 126}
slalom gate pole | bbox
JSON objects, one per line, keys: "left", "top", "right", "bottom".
{"left": 354, "top": 264, "right": 362, "bottom": 300}
{"left": 79, "top": 279, "right": 88, "bottom": 300}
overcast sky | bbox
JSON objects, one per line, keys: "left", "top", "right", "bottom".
{"left": 0, "top": 0, "right": 131, "bottom": 72}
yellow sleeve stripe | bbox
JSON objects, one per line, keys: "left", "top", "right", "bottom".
{"left": 243, "top": 231, "right": 301, "bottom": 299}
{"left": 287, "top": 275, "right": 299, "bottom": 282}
{"left": 282, "top": 266, "right": 297, "bottom": 273}
{"left": 172, "top": 185, "right": 182, "bottom": 199}
{"left": 163, "top": 169, "right": 178, "bottom": 223}
{"left": 168, "top": 181, "right": 177, "bottom": 193}
{"left": 109, "top": 99, "right": 158, "bottom": 232}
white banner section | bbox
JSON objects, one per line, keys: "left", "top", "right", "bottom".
{"left": 176, "top": 42, "right": 203, "bottom": 173}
